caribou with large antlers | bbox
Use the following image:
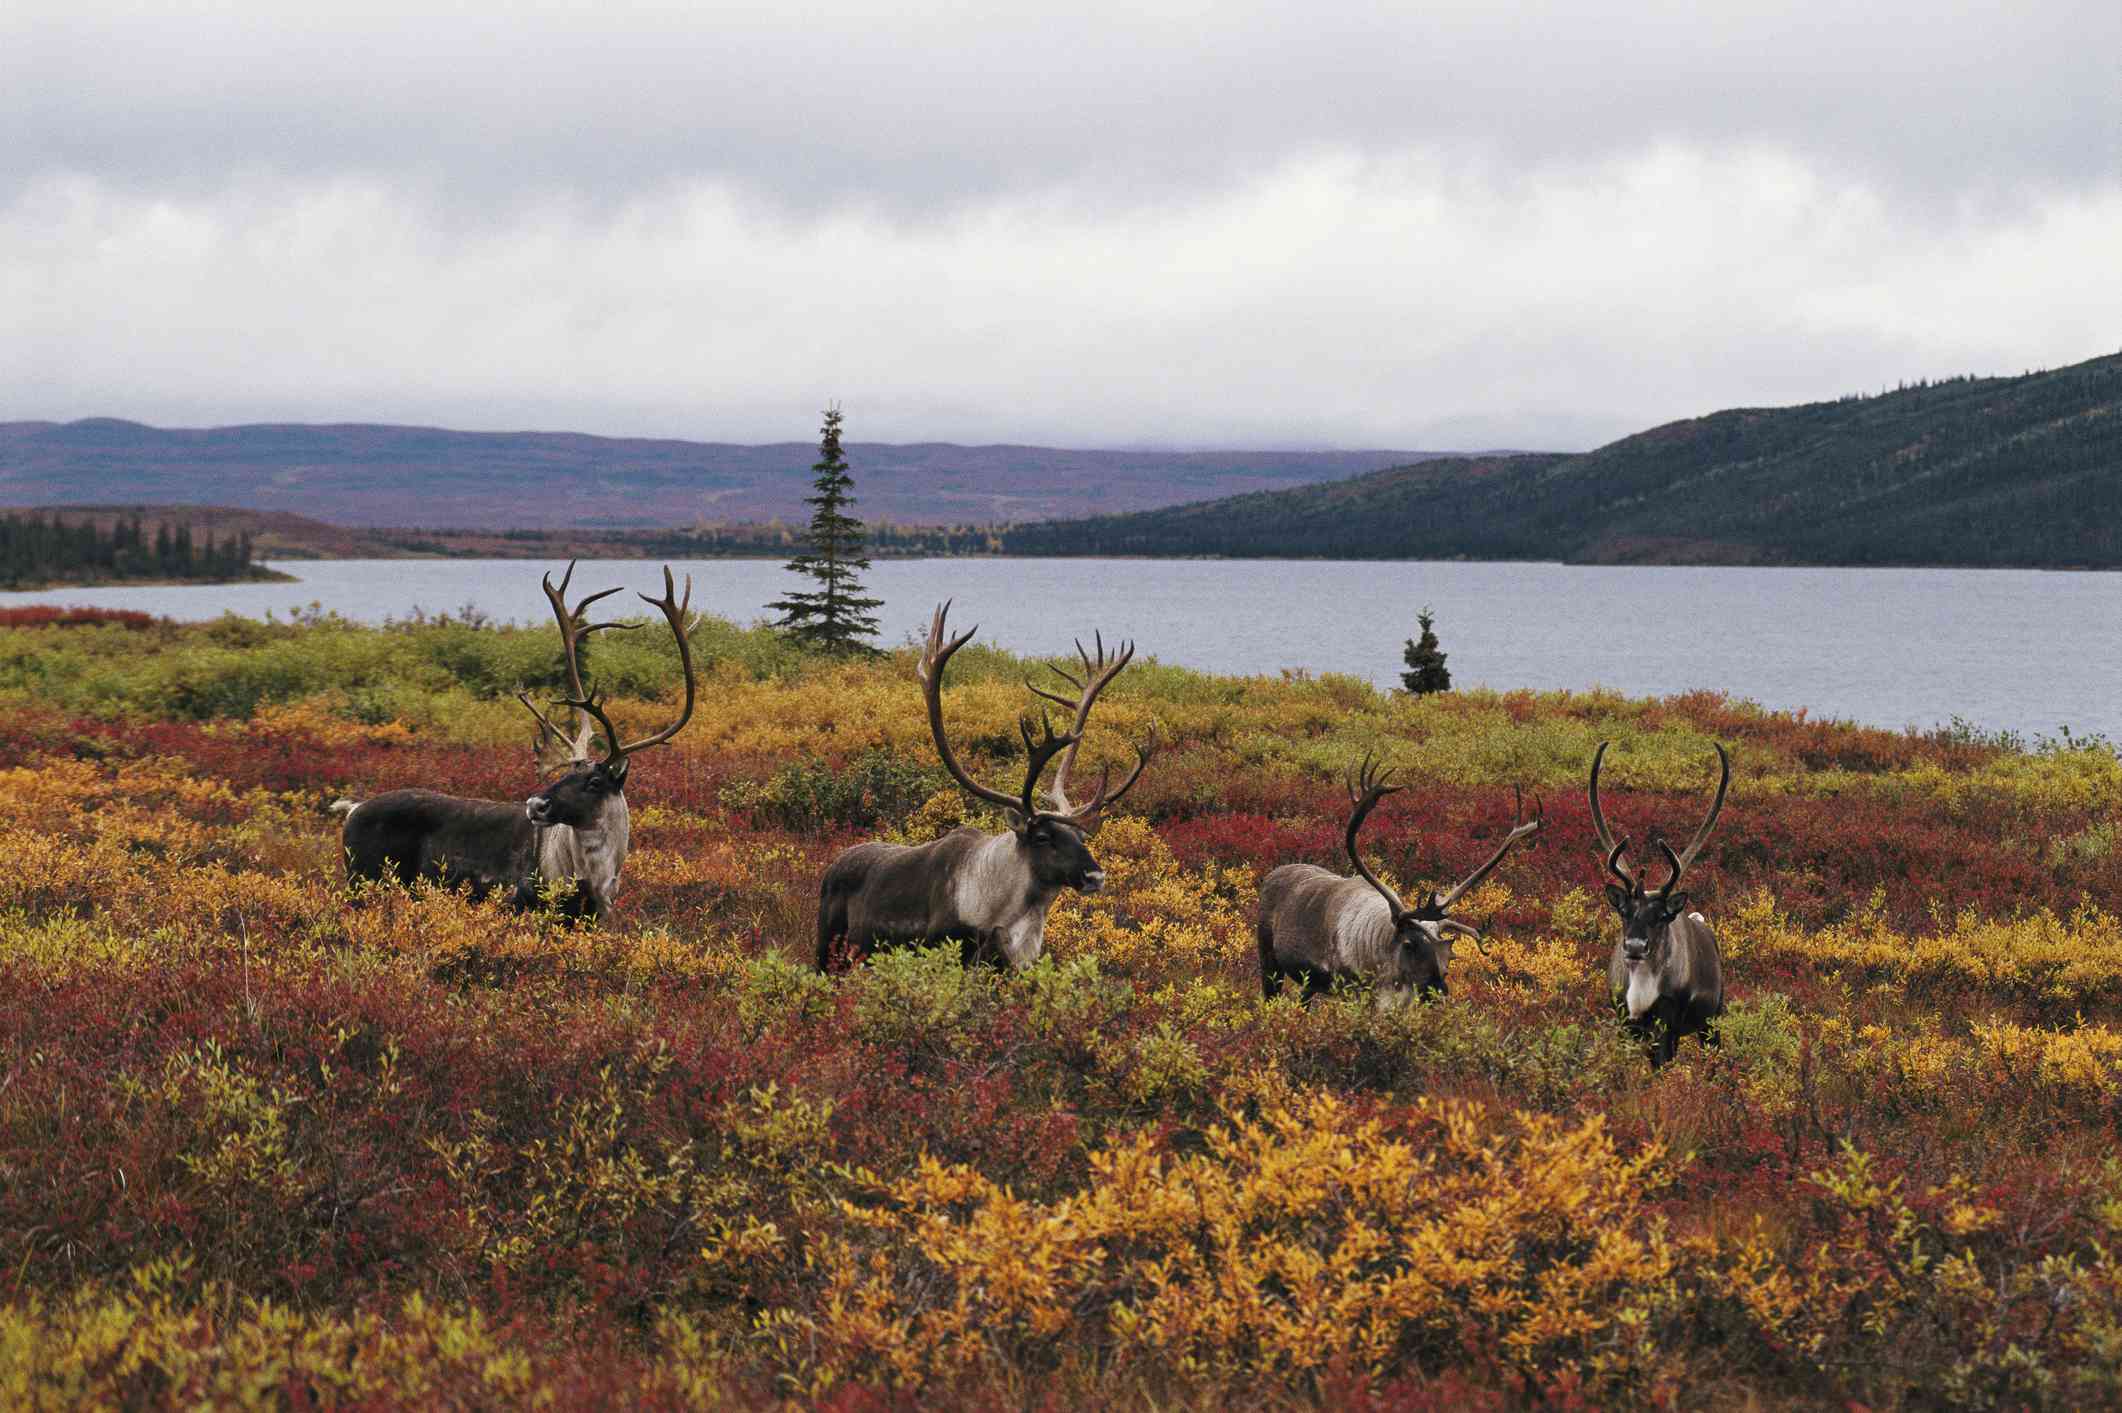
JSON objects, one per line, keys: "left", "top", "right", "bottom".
{"left": 333, "top": 562, "right": 697, "bottom": 919}
{"left": 1257, "top": 757, "right": 1543, "bottom": 1005}
{"left": 1589, "top": 740, "right": 1732, "bottom": 1065}
{"left": 815, "top": 602, "right": 1155, "bottom": 971}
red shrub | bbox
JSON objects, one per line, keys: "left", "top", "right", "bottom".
{"left": 0, "top": 604, "right": 161, "bottom": 629}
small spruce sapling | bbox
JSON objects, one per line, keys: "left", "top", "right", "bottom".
{"left": 769, "top": 407, "right": 884, "bottom": 654}
{"left": 1401, "top": 606, "right": 1452, "bottom": 695}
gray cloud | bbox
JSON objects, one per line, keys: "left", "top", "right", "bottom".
{"left": 9, "top": 1, "right": 2114, "bottom": 209}
{"left": 2, "top": 1, "right": 2117, "bottom": 447}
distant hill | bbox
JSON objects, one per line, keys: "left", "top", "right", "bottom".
{"left": 0, "top": 421, "right": 1445, "bottom": 529}
{"left": 1002, "top": 352, "right": 2122, "bottom": 566}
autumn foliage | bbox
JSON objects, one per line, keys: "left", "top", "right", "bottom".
{"left": 1, "top": 608, "right": 2120, "bottom": 1407}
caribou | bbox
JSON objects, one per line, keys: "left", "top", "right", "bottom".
{"left": 332, "top": 562, "right": 696, "bottom": 920}
{"left": 1589, "top": 740, "right": 1732, "bottom": 1065}
{"left": 1257, "top": 756, "right": 1542, "bottom": 1005}
{"left": 815, "top": 601, "right": 1154, "bottom": 972}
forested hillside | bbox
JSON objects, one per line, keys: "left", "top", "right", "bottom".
{"left": 1004, "top": 353, "right": 2122, "bottom": 565}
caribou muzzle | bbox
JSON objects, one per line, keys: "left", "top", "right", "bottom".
{"left": 524, "top": 792, "right": 555, "bottom": 825}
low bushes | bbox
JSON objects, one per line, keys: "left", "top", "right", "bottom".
{"left": 1, "top": 610, "right": 2119, "bottom": 1406}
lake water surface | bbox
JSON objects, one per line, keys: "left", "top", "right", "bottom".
{"left": 5, "top": 558, "right": 2118, "bottom": 744}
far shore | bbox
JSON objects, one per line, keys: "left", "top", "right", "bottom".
{"left": 9, "top": 505, "right": 2122, "bottom": 574}
{"left": 0, "top": 568, "right": 299, "bottom": 592}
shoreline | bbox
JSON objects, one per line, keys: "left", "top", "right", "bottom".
{"left": 0, "top": 568, "right": 298, "bottom": 592}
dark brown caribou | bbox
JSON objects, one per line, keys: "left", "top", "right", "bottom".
{"left": 1589, "top": 740, "right": 1732, "bottom": 1065}
{"left": 815, "top": 602, "right": 1154, "bottom": 972}
{"left": 1257, "top": 756, "right": 1542, "bottom": 1005}
{"left": 332, "top": 562, "right": 696, "bottom": 919}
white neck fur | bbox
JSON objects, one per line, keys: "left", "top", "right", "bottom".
{"left": 537, "top": 799, "right": 631, "bottom": 908}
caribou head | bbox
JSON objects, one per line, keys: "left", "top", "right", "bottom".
{"left": 515, "top": 562, "right": 697, "bottom": 835}
{"left": 919, "top": 601, "right": 1154, "bottom": 895}
{"left": 1343, "top": 755, "right": 1543, "bottom": 998}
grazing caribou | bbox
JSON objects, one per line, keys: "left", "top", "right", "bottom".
{"left": 815, "top": 602, "right": 1154, "bottom": 972}
{"left": 1257, "top": 757, "right": 1543, "bottom": 1005}
{"left": 1589, "top": 740, "right": 1732, "bottom": 1066}
{"left": 333, "top": 563, "right": 697, "bottom": 920}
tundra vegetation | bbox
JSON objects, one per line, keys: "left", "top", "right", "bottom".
{"left": 2, "top": 602, "right": 2122, "bottom": 1408}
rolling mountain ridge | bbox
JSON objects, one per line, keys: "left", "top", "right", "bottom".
{"left": 1000, "top": 352, "right": 2122, "bottom": 566}
{"left": 0, "top": 421, "right": 1443, "bottom": 529}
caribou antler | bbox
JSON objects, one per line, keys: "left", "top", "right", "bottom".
{"left": 1605, "top": 839, "right": 1637, "bottom": 893}
{"left": 1434, "top": 916, "right": 1491, "bottom": 954}
{"left": 1430, "top": 785, "right": 1544, "bottom": 913}
{"left": 1587, "top": 740, "right": 1642, "bottom": 894}
{"left": 517, "top": 691, "right": 581, "bottom": 766}
{"left": 1655, "top": 742, "right": 1731, "bottom": 897}
{"left": 550, "top": 566, "right": 698, "bottom": 764}
{"left": 920, "top": 601, "right": 1071, "bottom": 819}
{"left": 521, "top": 560, "right": 635, "bottom": 765}
{"left": 554, "top": 684, "right": 624, "bottom": 764}
{"left": 1590, "top": 740, "right": 1732, "bottom": 898}
{"left": 1345, "top": 753, "right": 1410, "bottom": 916}
{"left": 1028, "top": 629, "right": 1155, "bottom": 822}
{"left": 1015, "top": 714, "right": 1081, "bottom": 820}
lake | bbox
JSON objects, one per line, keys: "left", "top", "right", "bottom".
{"left": 4, "top": 557, "right": 2117, "bottom": 744}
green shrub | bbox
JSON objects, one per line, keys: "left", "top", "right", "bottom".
{"left": 1020, "top": 953, "right": 1130, "bottom": 1051}
{"left": 851, "top": 945, "right": 992, "bottom": 1063}
{"left": 1109, "top": 1021, "right": 1210, "bottom": 1106}
{"left": 2050, "top": 820, "right": 2119, "bottom": 868}
{"left": 1717, "top": 991, "right": 1803, "bottom": 1104}
{"left": 734, "top": 951, "right": 838, "bottom": 1038}
{"left": 731, "top": 749, "right": 951, "bottom": 832}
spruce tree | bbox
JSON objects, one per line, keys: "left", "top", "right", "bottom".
{"left": 769, "top": 407, "right": 882, "bottom": 653}
{"left": 1400, "top": 606, "right": 1452, "bottom": 695}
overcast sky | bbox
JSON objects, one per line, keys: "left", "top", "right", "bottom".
{"left": 4, "top": 1, "right": 2117, "bottom": 449}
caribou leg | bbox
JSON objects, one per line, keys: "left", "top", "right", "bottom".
{"left": 816, "top": 890, "right": 848, "bottom": 972}
{"left": 1257, "top": 921, "right": 1283, "bottom": 999}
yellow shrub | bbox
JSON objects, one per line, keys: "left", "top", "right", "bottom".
{"left": 801, "top": 1088, "right": 1677, "bottom": 1393}
{"left": 1971, "top": 1019, "right": 2122, "bottom": 1096}
{"left": 1046, "top": 816, "right": 1257, "bottom": 977}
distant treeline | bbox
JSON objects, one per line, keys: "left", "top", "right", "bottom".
{"left": 0, "top": 512, "right": 281, "bottom": 588}
{"left": 381, "top": 522, "right": 1011, "bottom": 559}
{"left": 562, "top": 522, "right": 1006, "bottom": 558}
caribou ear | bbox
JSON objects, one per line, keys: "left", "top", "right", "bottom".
{"left": 606, "top": 756, "right": 630, "bottom": 788}
{"left": 1662, "top": 890, "right": 1691, "bottom": 917}
{"left": 1004, "top": 806, "right": 1031, "bottom": 833}
{"left": 1604, "top": 883, "right": 1633, "bottom": 915}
